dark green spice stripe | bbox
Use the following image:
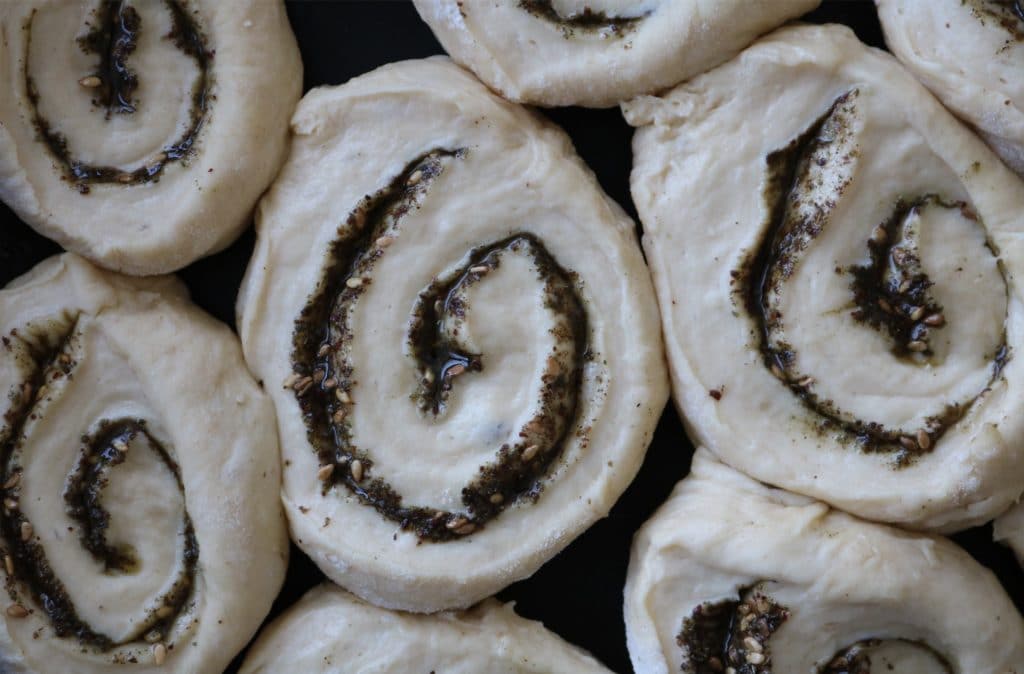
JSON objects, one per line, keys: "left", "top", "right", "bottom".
{"left": 290, "top": 150, "right": 589, "bottom": 542}
{"left": 518, "top": 0, "right": 647, "bottom": 36}
{"left": 733, "top": 90, "right": 1009, "bottom": 465}
{"left": 24, "top": 0, "right": 212, "bottom": 193}
{"left": 1, "top": 319, "right": 198, "bottom": 651}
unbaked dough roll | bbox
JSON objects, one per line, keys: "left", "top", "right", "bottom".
{"left": 240, "top": 583, "right": 611, "bottom": 673}
{"left": 626, "top": 23, "right": 1024, "bottom": 532}
{"left": 877, "top": 0, "right": 1024, "bottom": 177}
{"left": 0, "top": 255, "right": 287, "bottom": 673}
{"left": 237, "top": 57, "right": 668, "bottom": 612}
{"left": 412, "top": 0, "right": 819, "bottom": 108}
{"left": 994, "top": 502, "right": 1024, "bottom": 565}
{"left": 0, "top": 1, "right": 301, "bottom": 275}
{"left": 625, "top": 449, "right": 1024, "bottom": 674}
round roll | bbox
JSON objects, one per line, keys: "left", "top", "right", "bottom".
{"left": 0, "top": 254, "right": 287, "bottom": 673}
{"left": 412, "top": 0, "right": 819, "bottom": 108}
{"left": 237, "top": 57, "right": 668, "bottom": 612}
{"left": 995, "top": 502, "right": 1024, "bottom": 565}
{"left": 625, "top": 448, "right": 1024, "bottom": 674}
{"left": 625, "top": 23, "right": 1024, "bottom": 531}
{"left": 877, "top": 0, "right": 1024, "bottom": 177}
{"left": 0, "top": 1, "right": 301, "bottom": 274}
{"left": 240, "top": 583, "right": 611, "bottom": 673}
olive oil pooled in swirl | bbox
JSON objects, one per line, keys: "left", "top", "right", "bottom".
{"left": 289, "top": 151, "right": 588, "bottom": 542}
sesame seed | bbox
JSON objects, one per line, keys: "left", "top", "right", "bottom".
{"left": 924, "top": 313, "right": 945, "bottom": 327}
{"left": 323, "top": 378, "right": 337, "bottom": 389}
{"left": 113, "top": 440, "right": 128, "bottom": 453}
{"left": 345, "top": 277, "right": 364, "bottom": 289}
{"left": 454, "top": 522, "right": 476, "bottom": 535}
{"left": 350, "top": 460, "right": 364, "bottom": 482}
{"left": 35, "top": 386, "right": 47, "bottom": 400}
{"left": 798, "top": 376, "right": 815, "bottom": 387}
{"left": 153, "top": 643, "right": 167, "bottom": 666}
{"left": 489, "top": 493, "right": 504, "bottom": 504}
{"left": 743, "top": 636, "right": 762, "bottom": 653}
{"left": 282, "top": 373, "right": 300, "bottom": 389}
{"left": 156, "top": 605, "right": 173, "bottom": 619}
{"left": 145, "top": 630, "right": 162, "bottom": 643}
{"left": 870, "top": 226, "right": 887, "bottom": 244}
{"left": 900, "top": 436, "right": 918, "bottom": 451}
{"left": 332, "top": 409, "right": 346, "bottom": 424}
{"left": 878, "top": 298, "right": 892, "bottom": 313}
{"left": 6, "top": 604, "right": 27, "bottom": 618}
{"left": 336, "top": 389, "right": 352, "bottom": 404}
{"left": 907, "top": 340, "right": 927, "bottom": 352}
{"left": 316, "top": 464, "right": 334, "bottom": 481}
{"left": 446, "top": 516, "right": 468, "bottom": 530}
{"left": 293, "top": 376, "right": 313, "bottom": 395}
{"left": 909, "top": 306, "right": 924, "bottom": 321}
{"left": 917, "top": 430, "right": 931, "bottom": 450}
{"left": 3, "top": 499, "right": 17, "bottom": 511}
{"left": 58, "top": 354, "right": 71, "bottom": 365}
{"left": 20, "top": 522, "right": 32, "bottom": 542}
{"left": 522, "top": 445, "right": 539, "bottom": 461}
{"left": 407, "top": 170, "right": 423, "bottom": 185}
{"left": 78, "top": 75, "right": 101, "bottom": 88}
{"left": 898, "top": 280, "right": 911, "bottom": 294}
{"left": 423, "top": 369, "right": 435, "bottom": 383}
{"left": 2, "top": 473, "right": 20, "bottom": 490}
{"left": 4, "top": 555, "right": 13, "bottom": 576}
{"left": 375, "top": 236, "right": 394, "bottom": 248}
{"left": 746, "top": 652, "right": 765, "bottom": 665}
{"left": 726, "top": 668, "right": 737, "bottom": 674}
{"left": 154, "top": 152, "right": 167, "bottom": 163}
{"left": 117, "top": 173, "right": 133, "bottom": 183}
{"left": 469, "top": 265, "right": 489, "bottom": 275}
{"left": 446, "top": 364, "right": 465, "bottom": 378}
{"left": 317, "top": 344, "right": 331, "bottom": 358}
{"left": 770, "top": 363, "right": 785, "bottom": 380}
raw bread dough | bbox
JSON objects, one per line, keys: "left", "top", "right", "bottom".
{"left": 625, "top": 449, "right": 1024, "bottom": 674}
{"left": 413, "top": 0, "right": 819, "bottom": 107}
{"left": 626, "top": 23, "right": 1024, "bottom": 532}
{"left": 237, "top": 57, "right": 668, "bottom": 612}
{"left": 0, "top": 254, "right": 287, "bottom": 673}
{"left": 877, "top": 0, "right": 1024, "bottom": 177}
{"left": 240, "top": 583, "right": 612, "bottom": 673}
{"left": 0, "top": 0, "right": 302, "bottom": 274}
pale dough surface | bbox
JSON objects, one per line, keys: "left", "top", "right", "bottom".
{"left": 877, "top": 0, "right": 1024, "bottom": 177}
{"left": 237, "top": 57, "right": 668, "bottom": 612}
{"left": 0, "top": 254, "right": 287, "bottom": 673}
{"left": 413, "top": 0, "right": 818, "bottom": 107}
{"left": 240, "top": 584, "right": 612, "bottom": 674}
{"left": 995, "top": 501, "right": 1024, "bottom": 565}
{"left": 625, "top": 449, "right": 1024, "bottom": 674}
{"left": 0, "top": 0, "right": 301, "bottom": 274}
{"left": 626, "top": 24, "right": 1024, "bottom": 531}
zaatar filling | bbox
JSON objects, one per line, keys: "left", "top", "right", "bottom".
{"left": 735, "top": 90, "right": 1009, "bottom": 465}
{"left": 967, "top": 1, "right": 1024, "bottom": 41}
{"left": 518, "top": 0, "right": 648, "bottom": 37}
{"left": 290, "top": 150, "right": 588, "bottom": 542}
{"left": 676, "top": 586, "right": 788, "bottom": 673}
{"left": 820, "top": 639, "right": 953, "bottom": 674}
{"left": 0, "top": 320, "right": 197, "bottom": 652}
{"left": 24, "top": 0, "right": 212, "bottom": 193}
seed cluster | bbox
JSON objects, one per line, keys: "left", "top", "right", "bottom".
{"left": 676, "top": 586, "right": 789, "bottom": 674}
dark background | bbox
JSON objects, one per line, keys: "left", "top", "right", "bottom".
{"left": 0, "top": 2, "right": 1020, "bottom": 672}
